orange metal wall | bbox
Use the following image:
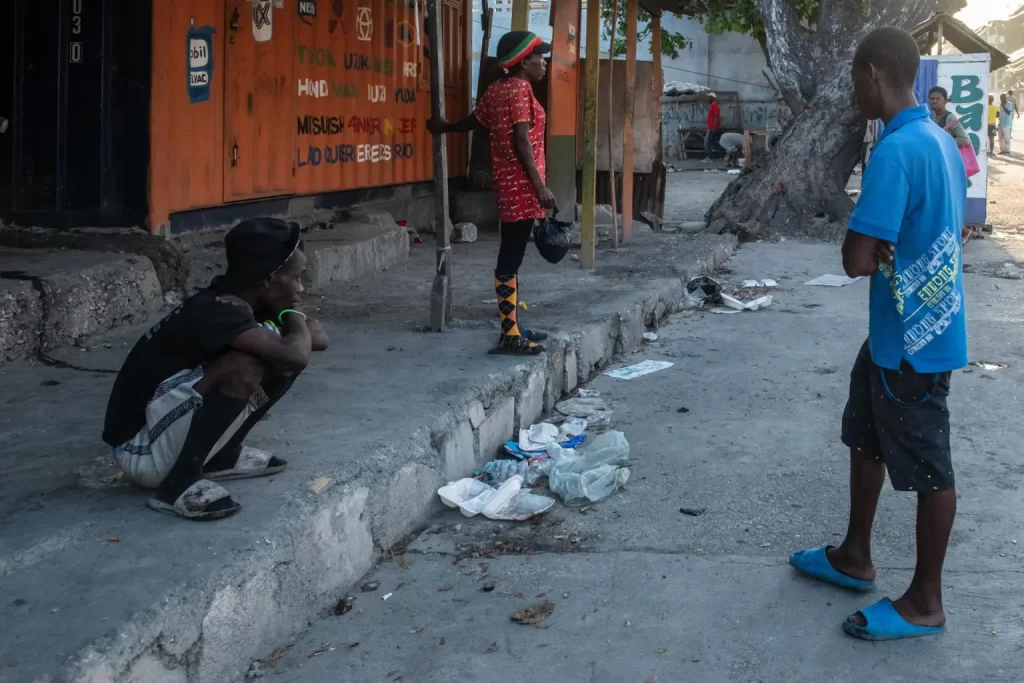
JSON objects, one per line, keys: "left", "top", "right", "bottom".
{"left": 547, "top": 0, "right": 580, "bottom": 138}
{"left": 149, "top": 0, "right": 468, "bottom": 233}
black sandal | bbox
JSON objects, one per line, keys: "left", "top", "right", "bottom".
{"left": 489, "top": 334, "right": 545, "bottom": 356}
{"left": 521, "top": 328, "right": 548, "bottom": 342}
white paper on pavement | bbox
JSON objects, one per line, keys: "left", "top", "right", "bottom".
{"left": 805, "top": 274, "right": 863, "bottom": 287}
{"left": 604, "top": 360, "right": 674, "bottom": 380}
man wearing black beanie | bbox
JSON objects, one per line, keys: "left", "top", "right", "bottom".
{"left": 103, "top": 218, "right": 328, "bottom": 520}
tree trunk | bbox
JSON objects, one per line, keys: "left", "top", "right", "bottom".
{"left": 706, "top": 0, "right": 965, "bottom": 240}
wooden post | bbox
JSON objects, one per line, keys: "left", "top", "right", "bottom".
{"left": 477, "top": 0, "right": 494, "bottom": 99}
{"left": 621, "top": 0, "right": 637, "bottom": 242}
{"left": 936, "top": 20, "right": 944, "bottom": 55}
{"left": 607, "top": 0, "right": 619, "bottom": 251}
{"left": 512, "top": 0, "right": 529, "bottom": 31}
{"left": 427, "top": 0, "right": 451, "bottom": 331}
{"left": 580, "top": 0, "right": 601, "bottom": 269}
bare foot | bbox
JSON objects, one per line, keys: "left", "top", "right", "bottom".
{"left": 826, "top": 545, "right": 877, "bottom": 583}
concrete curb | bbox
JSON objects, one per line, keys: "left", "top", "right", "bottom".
{"left": 64, "top": 237, "right": 736, "bottom": 683}
{"left": 303, "top": 223, "right": 410, "bottom": 292}
{"left": 0, "top": 249, "right": 163, "bottom": 363}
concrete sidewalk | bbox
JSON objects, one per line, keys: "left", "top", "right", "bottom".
{"left": 266, "top": 239, "right": 1024, "bottom": 683}
{"left": 0, "top": 224, "right": 734, "bottom": 683}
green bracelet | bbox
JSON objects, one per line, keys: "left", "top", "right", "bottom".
{"left": 277, "top": 309, "right": 306, "bottom": 325}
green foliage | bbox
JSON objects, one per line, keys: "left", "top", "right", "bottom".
{"left": 601, "top": 0, "right": 821, "bottom": 58}
{"left": 599, "top": 0, "right": 692, "bottom": 58}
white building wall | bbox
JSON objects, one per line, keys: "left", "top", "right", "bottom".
{"left": 469, "top": 5, "right": 776, "bottom": 104}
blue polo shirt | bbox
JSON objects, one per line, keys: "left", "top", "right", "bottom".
{"left": 849, "top": 104, "right": 968, "bottom": 373}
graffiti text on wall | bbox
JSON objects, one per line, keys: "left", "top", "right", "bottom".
{"left": 294, "top": 1, "right": 423, "bottom": 173}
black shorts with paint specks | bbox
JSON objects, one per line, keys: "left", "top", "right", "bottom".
{"left": 841, "top": 341, "right": 955, "bottom": 492}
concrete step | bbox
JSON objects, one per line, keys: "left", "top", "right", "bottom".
{"left": 0, "top": 248, "right": 163, "bottom": 362}
{"left": 302, "top": 222, "right": 409, "bottom": 291}
{"left": 185, "top": 221, "right": 410, "bottom": 294}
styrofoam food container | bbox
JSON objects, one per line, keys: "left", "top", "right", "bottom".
{"left": 481, "top": 475, "right": 524, "bottom": 518}
{"left": 437, "top": 478, "right": 491, "bottom": 508}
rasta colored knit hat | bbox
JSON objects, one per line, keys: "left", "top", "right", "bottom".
{"left": 496, "top": 30, "right": 551, "bottom": 70}
{"left": 223, "top": 217, "right": 302, "bottom": 288}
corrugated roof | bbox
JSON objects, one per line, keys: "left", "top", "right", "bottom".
{"left": 911, "top": 12, "right": 1011, "bottom": 70}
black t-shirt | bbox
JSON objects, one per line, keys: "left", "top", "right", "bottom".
{"left": 102, "top": 284, "right": 259, "bottom": 446}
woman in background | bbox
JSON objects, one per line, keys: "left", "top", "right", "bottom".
{"left": 928, "top": 87, "right": 974, "bottom": 242}
{"left": 928, "top": 86, "right": 972, "bottom": 149}
{"left": 428, "top": 31, "right": 555, "bottom": 356}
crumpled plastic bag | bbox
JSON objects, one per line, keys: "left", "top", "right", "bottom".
{"left": 682, "top": 275, "right": 723, "bottom": 309}
{"left": 533, "top": 217, "right": 572, "bottom": 264}
{"left": 545, "top": 431, "right": 631, "bottom": 506}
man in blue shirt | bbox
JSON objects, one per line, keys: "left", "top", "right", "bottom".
{"left": 790, "top": 27, "right": 968, "bottom": 641}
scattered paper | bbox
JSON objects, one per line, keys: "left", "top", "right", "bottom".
{"left": 741, "top": 279, "right": 778, "bottom": 288}
{"left": 970, "top": 361, "right": 1008, "bottom": 371}
{"left": 805, "top": 274, "right": 862, "bottom": 287}
{"left": 727, "top": 169, "right": 741, "bottom": 174}
{"left": 762, "top": 279, "right": 778, "bottom": 287}
{"left": 578, "top": 388, "right": 600, "bottom": 398}
{"left": 604, "top": 360, "right": 674, "bottom": 380}
{"left": 643, "top": 332, "right": 659, "bottom": 342}
{"left": 310, "top": 477, "right": 331, "bottom": 494}
{"left": 711, "top": 308, "right": 740, "bottom": 315}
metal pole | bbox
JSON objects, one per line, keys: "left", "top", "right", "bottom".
{"left": 607, "top": 0, "right": 619, "bottom": 251}
{"left": 621, "top": 0, "right": 637, "bottom": 242}
{"left": 580, "top": 0, "right": 602, "bottom": 269}
{"left": 427, "top": 0, "right": 452, "bottom": 331}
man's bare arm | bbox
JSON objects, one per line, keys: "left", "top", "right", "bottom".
{"left": 230, "top": 315, "right": 312, "bottom": 373}
{"left": 307, "top": 318, "right": 329, "bottom": 351}
{"left": 842, "top": 231, "right": 883, "bottom": 278}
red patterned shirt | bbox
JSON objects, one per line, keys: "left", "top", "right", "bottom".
{"left": 473, "top": 78, "right": 547, "bottom": 223}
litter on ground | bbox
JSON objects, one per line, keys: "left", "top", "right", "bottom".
{"left": 805, "top": 274, "right": 862, "bottom": 287}
{"left": 437, "top": 476, "right": 555, "bottom": 521}
{"left": 604, "top": 360, "right": 674, "bottom": 380}
{"left": 643, "top": 332, "right": 659, "bottom": 342}
{"left": 721, "top": 293, "right": 773, "bottom": 311}
{"left": 516, "top": 420, "right": 587, "bottom": 453}
{"left": 743, "top": 279, "right": 778, "bottom": 288}
{"left": 512, "top": 602, "right": 555, "bottom": 625}
{"left": 682, "top": 276, "right": 724, "bottom": 310}
{"left": 555, "top": 397, "right": 615, "bottom": 431}
{"left": 439, "top": 429, "right": 632, "bottom": 516}
{"left": 970, "top": 361, "right": 1008, "bottom": 371}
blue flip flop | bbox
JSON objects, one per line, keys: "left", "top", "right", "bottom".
{"left": 843, "top": 598, "right": 946, "bottom": 641}
{"left": 789, "top": 546, "right": 875, "bottom": 592}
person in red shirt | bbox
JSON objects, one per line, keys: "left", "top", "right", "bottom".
{"left": 704, "top": 92, "right": 722, "bottom": 162}
{"left": 428, "top": 31, "right": 556, "bottom": 355}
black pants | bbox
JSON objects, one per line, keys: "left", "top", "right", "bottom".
{"left": 495, "top": 219, "right": 535, "bottom": 276}
{"left": 158, "top": 372, "right": 299, "bottom": 499}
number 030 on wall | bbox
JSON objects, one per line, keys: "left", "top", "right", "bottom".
{"left": 69, "top": 0, "right": 83, "bottom": 63}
